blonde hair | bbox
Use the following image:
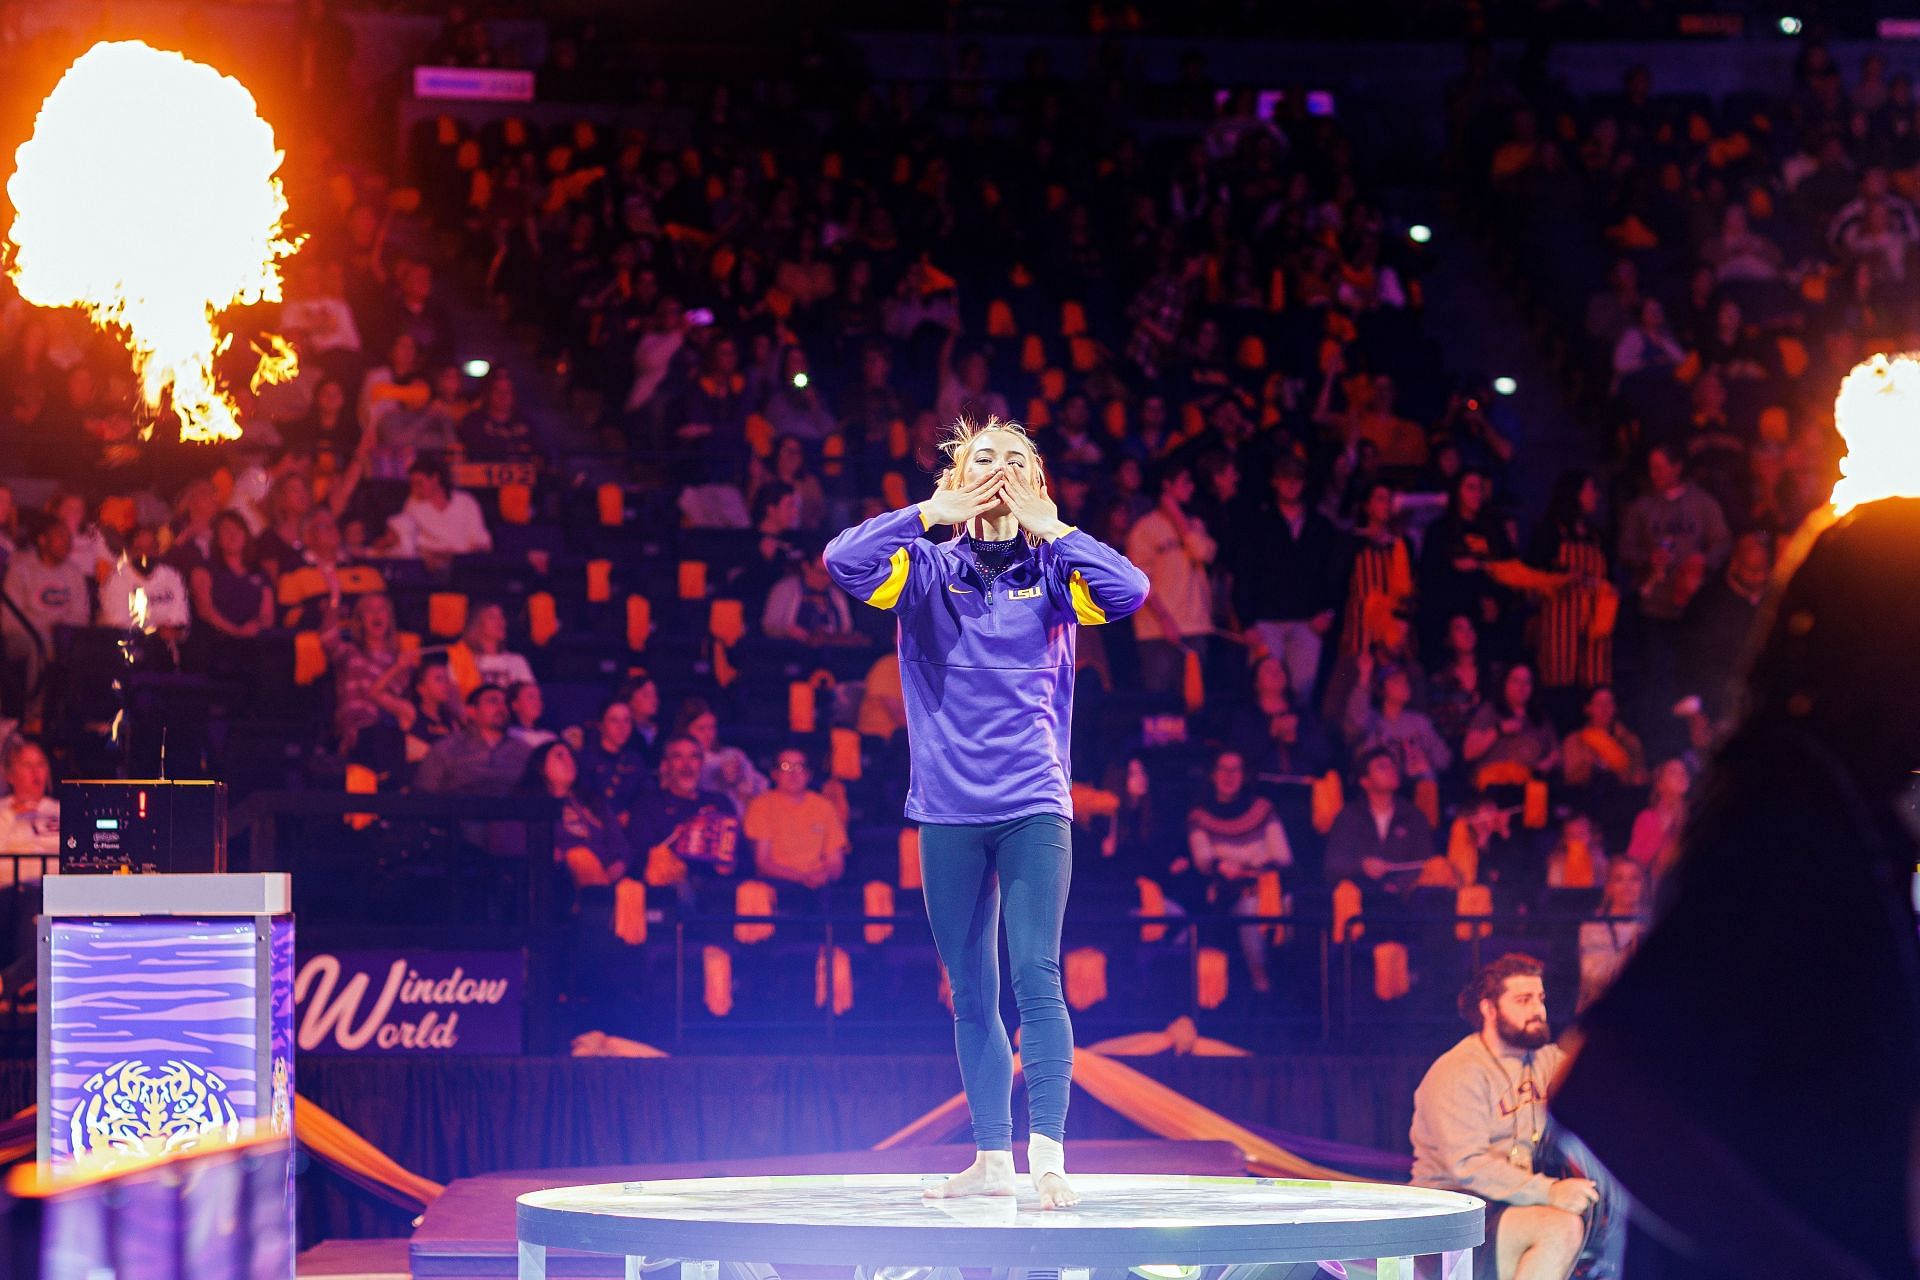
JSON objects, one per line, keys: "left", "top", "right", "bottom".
{"left": 933, "top": 416, "right": 1052, "bottom": 485}
{"left": 935, "top": 413, "right": 1050, "bottom": 542}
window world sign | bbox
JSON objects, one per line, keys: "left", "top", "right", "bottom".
{"left": 412, "top": 66, "right": 535, "bottom": 102}
{"left": 295, "top": 950, "right": 523, "bottom": 1054}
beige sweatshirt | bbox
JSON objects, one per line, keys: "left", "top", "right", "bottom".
{"left": 1410, "top": 1033, "right": 1567, "bottom": 1204}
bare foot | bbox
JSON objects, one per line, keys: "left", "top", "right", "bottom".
{"left": 1034, "top": 1170, "right": 1079, "bottom": 1209}
{"left": 922, "top": 1151, "right": 1016, "bottom": 1200}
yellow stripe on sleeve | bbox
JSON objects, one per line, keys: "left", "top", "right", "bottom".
{"left": 1068, "top": 570, "right": 1107, "bottom": 625}
{"left": 867, "top": 547, "right": 912, "bottom": 610}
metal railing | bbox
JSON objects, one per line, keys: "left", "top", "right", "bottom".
{"left": 647, "top": 908, "right": 1320, "bottom": 1049}
{"left": 228, "top": 790, "right": 560, "bottom": 1048}
{"left": 1332, "top": 909, "right": 1644, "bottom": 1040}
{"left": 606, "top": 905, "right": 1639, "bottom": 1053}
{"left": 13, "top": 788, "right": 1638, "bottom": 1054}
{"left": 0, "top": 852, "right": 65, "bottom": 1051}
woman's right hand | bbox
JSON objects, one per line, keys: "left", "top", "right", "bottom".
{"left": 917, "top": 471, "right": 1004, "bottom": 526}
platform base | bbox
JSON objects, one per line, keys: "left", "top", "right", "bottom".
{"left": 514, "top": 1174, "right": 1484, "bottom": 1280}
{"left": 514, "top": 1260, "right": 1473, "bottom": 1280}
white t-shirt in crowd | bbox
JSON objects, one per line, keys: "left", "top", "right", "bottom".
{"left": 2, "top": 554, "right": 88, "bottom": 650}
{"left": 0, "top": 795, "right": 59, "bottom": 887}
{"left": 282, "top": 296, "right": 363, "bottom": 354}
{"left": 99, "top": 560, "right": 191, "bottom": 631}
{"left": 387, "top": 491, "right": 494, "bottom": 558}
{"left": 475, "top": 649, "right": 535, "bottom": 688}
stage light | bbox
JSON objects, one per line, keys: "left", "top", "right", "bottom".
{"left": 856, "top": 1268, "right": 931, "bottom": 1280}
{"left": 1408, "top": 224, "right": 1432, "bottom": 244}
{"left": 1779, "top": 15, "right": 1803, "bottom": 34}
{"left": 793, "top": 372, "right": 810, "bottom": 389}
{"left": 1492, "top": 376, "right": 1517, "bottom": 396}
{"left": 463, "top": 358, "right": 491, "bottom": 378}
{"left": 1130, "top": 1268, "right": 1202, "bottom": 1280}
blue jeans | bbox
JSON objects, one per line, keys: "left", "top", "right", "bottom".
{"left": 919, "top": 813, "right": 1073, "bottom": 1151}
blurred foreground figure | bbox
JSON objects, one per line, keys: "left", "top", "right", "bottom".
{"left": 1555, "top": 496, "right": 1920, "bottom": 1279}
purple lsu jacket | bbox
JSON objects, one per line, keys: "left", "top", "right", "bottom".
{"left": 825, "top": 505, "right": 1151, "bottom": 825}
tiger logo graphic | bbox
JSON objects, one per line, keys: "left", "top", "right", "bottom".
{"left": 70, "top": 1058, "right": 241, "bottom": 1159}
{"left": 269, "top": 1056, "right": 291, "bottom": 1136}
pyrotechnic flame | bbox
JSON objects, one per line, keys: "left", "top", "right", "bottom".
{"left": 1830, "top": 353, "right": 1920, "bottom": 515}
{"left": 129, "top": 585, "right": 149, "bottom": 633}
{"left": 4, "top": 40, "right": 301, "bottom": 443}
{"left": 250, "top": 333, "right": 298, "bottom": 394}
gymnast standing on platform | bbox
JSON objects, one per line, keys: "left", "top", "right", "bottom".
{"left": 826, "top": 415, "right": 1150, "bottom": 1209}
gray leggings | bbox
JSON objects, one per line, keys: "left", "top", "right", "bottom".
{"left": 919, "top": 812, "right": 1073, "bottom": 1152}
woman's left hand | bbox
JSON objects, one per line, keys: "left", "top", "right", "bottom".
{"left": 1001, "top": 470, "right": 1069, "bottom": 541}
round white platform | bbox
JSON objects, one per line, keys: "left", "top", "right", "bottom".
{"left": 515, "top": 1172, "right": 1482, "bottom": 1272}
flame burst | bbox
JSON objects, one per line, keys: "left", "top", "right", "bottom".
{"left": 1830, "top": 353, "right": 1920, "bottom": 515}
{"left": 250, "top": 333, "right": 298, "bottom": 393}
{"left": 5, "top": 40, "right": 301, "bottom": 443}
